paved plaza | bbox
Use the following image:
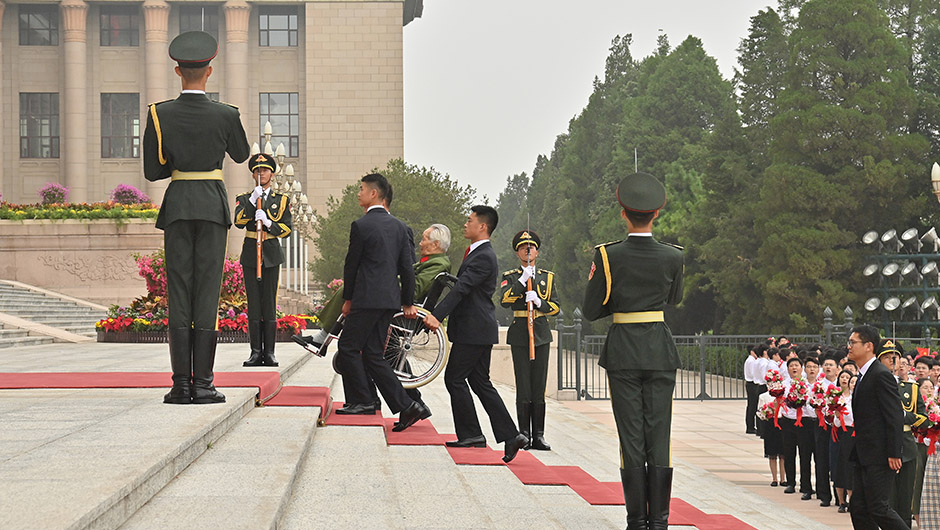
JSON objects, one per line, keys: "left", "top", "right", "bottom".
{"left": 0, "top": 341, "right": 849, "bottom": 529}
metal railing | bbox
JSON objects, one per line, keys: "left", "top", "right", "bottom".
{"left": 556, "top": 309, "right": 823, "bottom": 400}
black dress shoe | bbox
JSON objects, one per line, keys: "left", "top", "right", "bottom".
{"left": 770, "top": 481, "right": 778, "bottom": 487}
{"left": 394, "top": 401, "right": 431, "bottom": 432}
{"left": 502, "top": 433, "right": 529, "bottom": 463}
{"left": 838, "top": 503, "right": 848, "bottom": 513}
{"left": 784, "top": 485, "right": 796, "bottom": 494}
{"left": 335, "top": 403, "right": 375, "bottom": 415}
{"left": 819, "top": 500, "right": 831, "bottom": 507}
{"left": 801, "top": 492, "right": 813, "bottom": 500}
{"left": 445, "top": 436, "right": 486, "bottom": 448}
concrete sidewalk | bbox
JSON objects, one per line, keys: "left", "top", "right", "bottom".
{"left": 0, "top": 341, "right": 841, "bottom": 529}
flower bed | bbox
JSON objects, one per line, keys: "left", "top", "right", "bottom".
{"left": 0, "top": 201, "right": 158, "bottom": 221}
{"left": 97, "top": 329, "right": 297, "bottom": 343}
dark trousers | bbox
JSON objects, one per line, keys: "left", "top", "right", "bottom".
{"left": 815, "top": 423, "right": 832, "bottom": 502}
{"left": 745, "top": 381, "right": 763, "bottom": 432}
{"left": 890, "top": 457, "right": 916, "bottom": 527}
{"left": 510, "top": 342, "right": 550, "bottom": 404}
{"left": 850, "top": 462, "right": 909, "bottom": 530}
{"left": 164, "top": 220, "right": 227, "bottom": 329}
{"left": 444, "top": 342, "right": 518, "bottom": 443}
{"left": 337, "top": 308, "right": 411, "bottom": 414}
{"left": 243, "top": 265, "right": 279, "bottom": 321}
{"left": 780, "top": 417, "right": 814, "bottom": 492}
{"left": 608, "top": 369, "right": 676, "bottom": 469}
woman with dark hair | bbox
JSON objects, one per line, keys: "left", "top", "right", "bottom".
{"left": 834, "top": 370, "right": 857, "bottom": 513}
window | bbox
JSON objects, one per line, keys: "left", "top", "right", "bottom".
{"left": 259, "top": 93, "right": 299, "bottom": 157}
{"left": 259, "top": 7, "right": 297, "bottom": 47}
{"left": 179, "top": 5, "right": 219, "bottom": 41}
{"left": 100, "top": 5, "right": 139, "bottom": 47}
{"left": 19, "top": 5, "right": 58, "bottom": 46}
{"left": 20, "top": 93, "right": 59, "bottom": 158}
{"left": 101, "top": 93, "right": 140, "bottom": 158}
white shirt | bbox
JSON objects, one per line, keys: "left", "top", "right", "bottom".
{"left": 467, "top": 239, "right": 489, "bottom": 256}
{"left": 367, "top": 204, "right": 386, "bottom": 213}
{"left": 744, "top": 356, "right": 760, "bottom": 383}
{"left": 181, "top": 89, "right": 206, "bottom": 95}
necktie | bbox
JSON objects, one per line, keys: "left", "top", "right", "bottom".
{"left": 463, "top": 246, "right": 470, "bottom": 260}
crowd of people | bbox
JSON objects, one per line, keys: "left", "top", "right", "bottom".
{"left": 744, "top": 334, "right": 940, "bottom": 528}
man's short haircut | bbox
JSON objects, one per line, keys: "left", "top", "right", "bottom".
{"left": 624, "top": 209, "right": 656, "bottom": 226}
{"left": 385, "top": 181, "right": 394, "bottom": 206}
{"left": 426, "top": 223, "right": 451, "bottom": 251}
{"left": 851, "top": 325, "right": 881, "bottom": 347}
{"left": 178, "top": 65, "right": 209, "bottom": 83}
{"left": 779, "top": 347, "right": 792, "bottom": 358}
{"left": 470, "top": 205, "right": 498, "bottom": 235}
{"left": 844, "top": 360, "right": 858, "bottom": 369}
{"left": 786, "top": 357, "right": 803, "bottom": 367}
{"left": 755, "top": 344, "right": 768, "bottom": 357}
{"left": 768, "top": 347, "right": 780, "bottom": 359}
{"left": 915, "top": 356, "right": 935, "bottom": 368}
{"left": 362, "top": 173, "right": 391, "bottom": 201}
{"left": 804, "top": 356, "right": 819, "bottom": 367}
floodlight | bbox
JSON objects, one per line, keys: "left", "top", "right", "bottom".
{"left": 884, "top": 297, "right": 901, "bottom": 312}
{"left": 863, "top": 264, "right": 879, "bottom": 277}
{"left": 902, "top": 228, "right": 923, "bottom": 252}
{"left": 881, "top": 229, "right": 902, "bottom": 253}
{"left": 864, "top": 297, "right": 881, "bottom": 312}
{"left": 922, "top": 228, "right": 940, "bottom": 253}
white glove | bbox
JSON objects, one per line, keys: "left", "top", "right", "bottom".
{"left": 525, "top": 290, "right": 541, "bottom": 308}
{"left": 250, "top": 186, "right": 264, "bottom": 203}
{"left": 518, "top": 265, "right": 536, "bottom": 286}
{"left": 255, "top": 209, "right": 272, "bottom": 228}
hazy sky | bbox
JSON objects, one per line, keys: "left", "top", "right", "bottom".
{"left": 403, "top": 0, "right": 775, "bottom": 202}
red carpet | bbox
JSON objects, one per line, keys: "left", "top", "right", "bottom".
{"left": 262, "top": 386, "right": 331, "bottom": 418}
{"left": 445, "top": 445, "right": 506, "bottom": 465}
{"left": 321, "top": 401, "right": 386, "bottom": 426}
{"left": 382, "top": 418, "right": 450, "bottom": 445}
{"left": 0, "top": 371, "right": 282, "bottom": 402}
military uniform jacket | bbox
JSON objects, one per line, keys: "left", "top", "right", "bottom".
{"left": 233, "top": 190, "right": 292, "bottom": 268}
{"left": 500, "top": 268, "right": 560, "bottom": 346}
{"left": 143, "top": 93, "right": 250, "bottom": 229}
{"left": 414, "top": 253, "right": 451, "bottom": 302}
{"left": 899, "top": 380, "right": 927, "bottom": 463}
{"left": 582, "top": 236, "right": 683, "bottom": 371}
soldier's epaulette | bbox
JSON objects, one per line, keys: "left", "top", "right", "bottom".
{"left": 235, "top": 191, "right": 250, "bottom": 198}
{"left": 594, "top": 241, "right": 619, "bottom": 249}
{"left": 538, "top": 269, "right": 554, "bottom": 275}
{"left": 149, "top": 99, "right": 172, "bottom": 107}
{"left": 503, "top": 268, "right": 522, "bottom": 276}
{"left": 214, "top": 100, "right": 239, "bottom": 109}
{"left": 660, "top": 241, "right": 684, "bottom": 251}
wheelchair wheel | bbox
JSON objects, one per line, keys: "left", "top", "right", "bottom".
{"left": 384, "top": 308, "right": 448, "bottom": 389}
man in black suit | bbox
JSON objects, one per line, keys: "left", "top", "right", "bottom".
{"left": 847, "top": 325, "right": 908, "bottom": 530}
{"left": 333, "top": 173, "right": 429, "bottom": 432}
{"left": 423, "top": 205, "right": 528, "bottom": 463}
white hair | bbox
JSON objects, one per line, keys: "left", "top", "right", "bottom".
{"left": 426, "top": 223, "right": 451, "bottom": 251}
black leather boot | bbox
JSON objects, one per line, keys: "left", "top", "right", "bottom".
{"left": 647, "top": 466, "right": 673, "bottom": 530}
{"left": 243, "top": 320, "right": 264, "bottom": 366}
{"left": 620, "top": 467, "right": 647, "bottom": 530}
{"left": 191, "top": 328, "right": 226, "bottom": 404}
{"left": 164, "top": 328, "right": 193, "bottom": 404}
{"left": 530, "top": 402, "right": 551, "bottom": 450}
{"left": 261, "top": 320, "right": 278, "bottom": 366}
{"left": 516, "top": 401, "right": 532, "bottom": 450}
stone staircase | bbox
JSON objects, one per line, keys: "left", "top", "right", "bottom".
{"left": 0, "top": 280, "right": 108, "bottom": 348}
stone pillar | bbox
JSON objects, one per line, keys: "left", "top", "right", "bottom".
{"left": 223, "top": 0, "right": 251, "bottom": 252}
{"left": 142, "top": 0, "right": 170, "bottom": 202}
{"left": 61, "top": 0, "right": 88, "bottom": 203}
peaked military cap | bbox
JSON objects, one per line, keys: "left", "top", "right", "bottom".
{"left": 169, "top": 31, "right": 218, "bottom": 68}
{"left": 249, "top": 153, "right": 277, "bottom": 174}
{"left": 512, "top": 230, "right": 541, "bottom": 250}
{"left": 616, "top": 172, "right": 666, "bottom": 213}
{"left": 878, "top": 339, "right": 901, "bottom": 359}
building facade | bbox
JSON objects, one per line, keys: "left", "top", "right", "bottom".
{"left": 0, "top": 0, "right": 420, "bottom": 233}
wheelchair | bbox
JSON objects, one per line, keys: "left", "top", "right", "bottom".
{"left": 295, "top": 272, "right": 456, "bottom": 389}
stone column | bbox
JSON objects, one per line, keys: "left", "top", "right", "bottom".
{"left": 142, "top": 0, "right": 170, "bottom": 201}
{"left": 61, "top": 0, "right": 88, "bottom": 203}
{"left": 223, "top": 0, "right": 251, "bottom": 252}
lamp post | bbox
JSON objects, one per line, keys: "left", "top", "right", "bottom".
{"left": 249, "top": 121, "right": 315, "bottom": 295}
{"left": 932, "top": 162, "right": 940, "bottom": 205}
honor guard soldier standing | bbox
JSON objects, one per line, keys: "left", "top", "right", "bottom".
{"left": 234, "top": 153, "right": 292, "bottom": 367}
{"left": 143, "top": 31, "right": 251, "bottom": 404}
{"left": 583, "top": 172, "right": 683, "bottom": 530}
{"left": 500, "top": 230, "right": 559, "bottom": 450}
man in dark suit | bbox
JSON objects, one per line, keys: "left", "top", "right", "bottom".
{"left": 234, "top": 153, "right": 292, "bottom": 368}
{"left": 143, "top": 31, "right": 250, "bottom": 405}
{"left": 332, "top": 173, "right": 429, "bottom": 432}
{"left": 582, "top": 172, "right": 684, "bottom": 530}
{"left": 848, "top": 325, "right": 908, "bottom": 530}
{"left": 423, "top": 205, "right": 528, "bottom": 463}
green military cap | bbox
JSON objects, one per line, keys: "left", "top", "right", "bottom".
{"left": 512, "top": 230, "right": 541, "bottom": 250}
{"left": 249, "top": 153, "right": 277, "bottom": 174}
{"left": 169, "top": 31, "right": 218, "bottom": 68}
{"left": 616, "top": 172, "right": 666, "bottom": 213}
{"left": 878, "top": 339, "right": 901, "bottom": 359}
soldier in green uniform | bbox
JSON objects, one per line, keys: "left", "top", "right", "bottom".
{"left": 878, "top": 340, "right": 928, "bottom": 527}
{"left": 500, "top": 230, "right": 559, "bottom": 450}
{"left": 143, "top": 31, "right": 251, "bottom": 404}
{"left": 582, "top": 172, "right": 683, "bottom": 530}
{"left": 234, "top": 153, "right": 292, "bottom": 367}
